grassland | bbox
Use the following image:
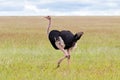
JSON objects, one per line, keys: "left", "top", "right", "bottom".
{"left": 0, "top": 16, "right": 120, "bottom": 80}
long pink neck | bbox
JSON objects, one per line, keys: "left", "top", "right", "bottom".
{"left": 47, "top": 19, "right": 51, "bottom": 35}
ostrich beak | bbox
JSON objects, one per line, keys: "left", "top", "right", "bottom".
{"left": 44, "top": 16, "right": 51, "bottom": 20}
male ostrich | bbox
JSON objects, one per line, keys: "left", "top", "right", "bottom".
{"left": 45, "top": 16, "right": 84, "bottom": 68}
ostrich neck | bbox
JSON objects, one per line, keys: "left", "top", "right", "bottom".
{"left": 47, "top": 19, "right": 51, "bottom": 35}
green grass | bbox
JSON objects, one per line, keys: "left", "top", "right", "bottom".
{"left": 0, "top": 16, "right": 120, "bottom": 80}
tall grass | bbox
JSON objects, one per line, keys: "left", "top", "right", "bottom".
{"left": 0, "top": 16, "right": 120, "bottom": 80}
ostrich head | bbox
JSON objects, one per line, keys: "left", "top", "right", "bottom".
{"left": 45, "top": 16, "right": 51, "bottom": 20}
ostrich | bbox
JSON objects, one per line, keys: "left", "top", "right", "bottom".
{"left": 45, "top": 16, "right": 84, "bottom": 68}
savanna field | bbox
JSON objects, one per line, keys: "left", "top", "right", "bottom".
{"left": 0, "top": 16, "right": 120, "bottom": 80}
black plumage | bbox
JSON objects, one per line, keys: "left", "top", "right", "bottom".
{"left": 49, "top": 30, "right": 83, "bottom": 49}
{"left": 48, "top": 30, "right": 60, "bottom": 49}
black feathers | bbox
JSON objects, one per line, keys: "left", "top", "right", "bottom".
{"left": 49, "top": 30, "right": 60, "bottom": 49}
{"left": 48, "top": 30, "right": 83, "bottom": 50}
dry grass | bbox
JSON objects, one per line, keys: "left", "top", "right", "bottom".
{"left": 0, "top": 16, "right": 120, "bottom": 80}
